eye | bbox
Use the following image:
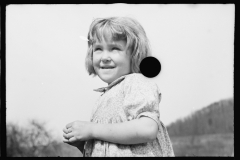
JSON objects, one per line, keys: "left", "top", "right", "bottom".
{"left": 94, "top": 48, "right": 102, "bottom": 51}
{"left": 112, "top": 47, "right": 120, "bottom": 51}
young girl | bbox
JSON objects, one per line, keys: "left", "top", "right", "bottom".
{"left": 63, "top": 17, "right": 174, "bottom": 157}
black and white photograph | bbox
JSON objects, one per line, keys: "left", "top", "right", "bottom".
{"left": 6, "top": 4, "right": 234, "bottom": 157}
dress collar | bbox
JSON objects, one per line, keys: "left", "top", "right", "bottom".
{"left": 93, "top": 74, "right": 129, "bottom": 93}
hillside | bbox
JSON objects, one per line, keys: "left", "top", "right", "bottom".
{"left": 167, "top": 98, "right": 234, "bottom": 137}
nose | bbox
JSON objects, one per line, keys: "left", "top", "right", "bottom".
{"left": 101, "top": 50, "right": 111, "bottom": 63}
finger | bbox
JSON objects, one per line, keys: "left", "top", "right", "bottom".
{"left": 63, "top": 137, "right": 69, "bottom": 143}
{"left": 63, "top": 140, "right": 73, "bottom": 145}
{"left": 66, "top": 132, "right": 74, "bottom": 139}
{"left": 67, "top": 127, "right": 72, "bottom": 134}
{"left": 68, "top": 136, "right": 77, "bottom": 143}
{"left": 63, "top": 127, "right": 68, "bottom": 134}
{"left": 63, "top": 133, "right": 69, "bottom": 139}
{"left": 63, "top": 132, "right": 74, "bottom": 140}
{"left": 66, "top": 122, "right": 73, "bottom": 129}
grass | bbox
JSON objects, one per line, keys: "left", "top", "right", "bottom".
{"left": 170, "top": 133, "right": 234, "bottom": 156}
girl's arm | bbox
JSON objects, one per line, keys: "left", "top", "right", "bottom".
{"left": 91, "top": 117, "right": 158, "bottom": 144}
{"left": 64, "top": 117, "right": 158, "bottom": 145}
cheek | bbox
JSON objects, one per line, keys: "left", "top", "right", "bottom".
{"left": 92, "top": 60, "right": 98, "bottom": 71}
{"left": 126, "top": 56, "right": 132, "bottom": 72}
{"left": 119, "top": 56, "right": 131, "bottom": 71}
{"left": 92, "top": 54, "right": 99, "bottom": 66}
{"left": 127, "top": 60, "right": 132, "bottom": 72}
{"left": 125, "top": 54, "right": 132, "bottom": 68}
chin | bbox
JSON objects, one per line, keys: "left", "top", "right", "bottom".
{"left": 99, "top": 75, "right": 115, "bottom": 84}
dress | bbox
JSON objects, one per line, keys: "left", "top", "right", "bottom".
{"left": 83, "top": 73, "right": 175, "bottom": 157}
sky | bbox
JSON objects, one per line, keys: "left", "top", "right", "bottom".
{"left": 6, "top": 4, "right": 234, "bottom": 141}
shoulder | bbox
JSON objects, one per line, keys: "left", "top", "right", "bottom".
{"left": 122, "top": 73, "right": 162, "bottom": 106}
{"left": 123, "top": 73, "right": 161, "bottom": 95}
{"left": 125, "top": 73, "right": 147, "bottom": 82}
{"left": 124, "top": 73, "right": 158, "bottom": 87}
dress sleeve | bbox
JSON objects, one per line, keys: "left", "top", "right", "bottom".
{"left": 122, "top": 74, "right": 162, "bottom": 127}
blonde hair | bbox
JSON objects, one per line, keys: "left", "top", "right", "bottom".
{"left": 85, "top": 17, "right": 152, "bottom": 76}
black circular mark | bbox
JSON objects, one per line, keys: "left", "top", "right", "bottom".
{"left": 140, "top": 56, "right": 161, "bottom": 78}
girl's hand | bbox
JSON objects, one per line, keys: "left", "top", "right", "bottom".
{"left": 63, "top": 120, "right": 94, "bottom": 143}
{"left": 63, "top": 135, "right": 85, "bottom": 152}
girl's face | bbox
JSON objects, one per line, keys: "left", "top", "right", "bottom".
{"left": 92, "top": 36, "right": 131, "bottom": 85}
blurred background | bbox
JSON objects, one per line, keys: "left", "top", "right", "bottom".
{"left": 6, "top": 4, "right": 234, "bottom": 156}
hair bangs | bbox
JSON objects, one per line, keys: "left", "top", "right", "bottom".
{"left": 91, "top": 20, "right": 128, "bottom": 44}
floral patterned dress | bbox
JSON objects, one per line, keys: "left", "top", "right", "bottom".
{"left": 83, "top": 73, "right": 174, "bottom": 157}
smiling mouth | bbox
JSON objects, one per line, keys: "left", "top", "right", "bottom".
{"left": 100, "top": 67, "right": 115, "bottom": 69}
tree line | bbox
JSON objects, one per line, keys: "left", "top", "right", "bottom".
{"left": 7, "top": 119, "right": 82, "bottom": 157}
{"left": 7, "top": 120, "right": 62, "bottom": 157}
{"left": 166, "top": 98, "right": 234, "bottom": 137}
